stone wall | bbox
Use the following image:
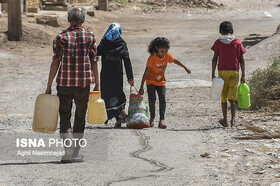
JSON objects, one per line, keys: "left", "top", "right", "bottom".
{"left": 26, "top": 0, "right": 92, "bottom": 9}
{"left": 71, "top": 0, "right": 91, "bottom": 3}
{"left": 27, "top": 0, "right": 39, "bottom": 8}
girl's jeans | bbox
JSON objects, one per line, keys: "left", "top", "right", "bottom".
{"left": 147, "top": 85, "right": 166, "bottom": 120}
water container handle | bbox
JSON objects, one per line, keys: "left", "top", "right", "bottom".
{"left": 130, "top": 85, "right": 138, "bottom": 93}
{"left": 130, "top": 86, "right": 143, "bottom": 99}
{"left": 238, "top": 83, "right": 250, "bottom": 95}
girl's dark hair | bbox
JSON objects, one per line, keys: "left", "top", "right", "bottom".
{"left": 219, "top": 21, "right": 233, "bottom": 34}
{"left": 148, "top": 37, "right": 170, "bottom": 54}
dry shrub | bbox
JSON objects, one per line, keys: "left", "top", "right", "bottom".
{"left": 248, "top": 56, "right": 280, "bottom": 110}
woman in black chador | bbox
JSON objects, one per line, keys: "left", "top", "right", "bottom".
{"left": 97, "top": 23, "right": 134, "bottom": 127}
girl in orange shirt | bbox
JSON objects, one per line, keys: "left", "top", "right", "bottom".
{"left": 139, "top": 37, "right": 191, "bottom": 128}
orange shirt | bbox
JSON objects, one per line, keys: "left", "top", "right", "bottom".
{"left": 146, "top": 52, "right": 175, "bottom": 86}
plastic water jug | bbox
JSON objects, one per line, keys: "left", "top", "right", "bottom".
{"left": 88, "top": 91, "right": 108, "bottom": 124}
{"left": 238, "top": 83, "right": 251, "bottom": 108}
{"left": 210, "top": 77, "right": 224, "bottom": 101}
{"left": 32, "top": 94, "right": 60, "bottom": 134}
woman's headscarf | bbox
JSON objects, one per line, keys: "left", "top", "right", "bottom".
{"left": 102, "top": 23, "right": 122, "bottom": 41}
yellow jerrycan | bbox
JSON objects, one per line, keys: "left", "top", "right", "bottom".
{"left": 32, "top": 94, "right": 60, "bottom": 134}
{"left": 88, "top": 91, "right": 108, "bottom": 124}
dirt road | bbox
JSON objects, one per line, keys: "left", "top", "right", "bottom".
{"left": 1, "top": 0, "right": 280, "bottom": 185}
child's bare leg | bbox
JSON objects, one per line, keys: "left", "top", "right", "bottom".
{"left": 219, "top": 102, "right": 229, "bottom": 127}
{"left": 229, "top": 100, "right": 237, "bottom": 127}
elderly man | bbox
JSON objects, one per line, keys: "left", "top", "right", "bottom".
{"left": 45, "top": 7, "right": 99, "bottom": 163}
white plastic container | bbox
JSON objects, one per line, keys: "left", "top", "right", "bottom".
{"left": 32, "top": 94, "right": 60, "bottom": 134}
{"left": 210, "top": 77, "right": 224, "bottom": 101}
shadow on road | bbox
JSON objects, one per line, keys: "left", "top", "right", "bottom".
{"left": 0, "top": 161, "right": 62, "bottom": 166}
{"left": 167, "top": 126, "right": 223, "bottom": 132}
{"left": 85, "top": 126, "right": 223, "bottom": 131}
{"left": 85, "top": 126, "right": 149, "bottom": 130}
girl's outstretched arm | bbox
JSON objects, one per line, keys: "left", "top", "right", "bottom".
{"left": 139, "top": 67, "right": 150, "bottom": 95}
{"left": 173, "top": 59, "right": 191, "bottom": 74}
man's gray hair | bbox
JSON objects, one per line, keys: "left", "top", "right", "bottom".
{"left": 67, "top": 7, "right": 87, "bottom": 22}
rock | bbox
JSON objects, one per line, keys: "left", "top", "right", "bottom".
{"left": 271, "top": 182, "right": 280, "bottom": 186}
{"left": 28, "top": 8, "right": 39, "bottom": 13}
{"left": 253, "top": 169, "right": 266, "bottom": 174}
{"left": 264, "top": 11, "right": 272, "bottom": 18}
{"left": 245, "top": 149, "right": 254, "bottom": 154}
{"left": 36, "top": 15, "right": 61, "bottom": 27}
{"left": 276, "top": 24, "right": 280, "bottom": 34}
{"left": 200, "top": 152, "right": 210, "bottom": 158}
{"left": 275, "top": 174, "right": 280, "bottom": 178}
{"left": 87, "top": 10, "right": 95, "bottom": 17}
{"left": 219, "top": 152, "right": 231, "bottom": 158}
{"left": 133, "top": 6, "right": 142, "bottom": 13}
{"left": 26, "top": 13, "right": 35, "bottom": 17}
{"left": 43, "top": 5, "right": 69, "bottom": 11}
{"left": 0, "top": 33, "right": 7, "bottom": 46}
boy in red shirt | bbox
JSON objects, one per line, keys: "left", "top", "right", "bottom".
{"left": 211, "top": 21, "right": 246, "bottom": 127}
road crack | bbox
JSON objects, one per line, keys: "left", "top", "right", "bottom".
{"left": 131, "top": 130, "right": 173, "bottom": 172}
{"left": 105, "top": 130, "right": 173, "bottom": 186}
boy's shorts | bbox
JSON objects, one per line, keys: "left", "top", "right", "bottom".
{"left": 218, "top": 70, "right": 239, "bottom": 103}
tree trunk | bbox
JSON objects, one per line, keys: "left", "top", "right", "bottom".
{"left": 8, "top": 0, "right": 22, "bottom": 41}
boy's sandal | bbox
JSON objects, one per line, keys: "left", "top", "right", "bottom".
{"left": 158, "top": 122, "right": 167, "bottom": 129}
{"left": 219, "top": 119, "right": 229, "bottom": 127}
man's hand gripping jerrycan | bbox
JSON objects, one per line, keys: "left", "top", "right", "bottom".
{"left": 88, "top": 91, "right": 108, "bottom": 124}
{"left": 33, "top": 94, "right": 60, "bottom": 134}
{"left": 238, "top": 83, "right": 251, "bottom": 109}
{"left": 210, "top": 77, "right": 224, "bottom": 101}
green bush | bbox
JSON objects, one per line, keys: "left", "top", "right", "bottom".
{"left": 248, "top": 56, "right": 280, "bottom": 109}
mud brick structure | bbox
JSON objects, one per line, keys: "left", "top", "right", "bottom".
{"left": 27, "top": 0, "right": 39, "bottom": 8}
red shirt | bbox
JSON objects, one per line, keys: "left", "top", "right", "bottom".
{"left": 211, "top": 38, "right": 246, "bottom": 71}
{"left": 53, "top": 25, "right": 97, "bottom": 87}
{"left": 146, "top": 52, "right": 175, "bottom": 86}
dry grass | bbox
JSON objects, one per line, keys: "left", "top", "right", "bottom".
{"left": 248, "top": 56, "right": 280, "bottom": 111}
